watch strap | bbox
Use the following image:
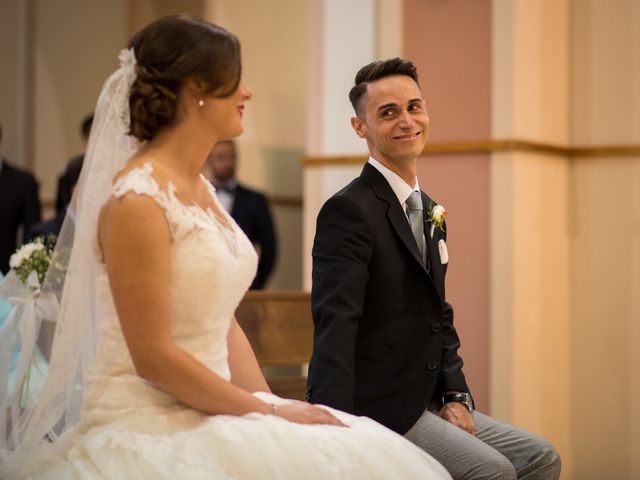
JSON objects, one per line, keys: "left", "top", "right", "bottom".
{"left": 442, "top": 392, "right": 474, "bottom": 412}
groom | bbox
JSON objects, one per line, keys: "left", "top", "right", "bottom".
{"left": 306, "top": 58, "right": 560, "bottom": 479}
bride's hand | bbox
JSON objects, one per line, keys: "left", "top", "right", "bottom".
{"left": 274, "top": 402, "right": 348, "bottom": 427}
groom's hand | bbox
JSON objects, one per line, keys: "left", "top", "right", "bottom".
{"left": 438, "top": 402, "right": 475, "bottom": 435}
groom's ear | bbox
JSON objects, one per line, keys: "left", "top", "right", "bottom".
{"left": 351, "top": 116, "right": 367, "bottom": 139}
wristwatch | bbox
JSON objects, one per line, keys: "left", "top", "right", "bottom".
{"left": 442, "top": 392, "right": 475, "bottom": 412}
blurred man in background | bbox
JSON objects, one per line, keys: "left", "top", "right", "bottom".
{"left": 206, "top": 140, "right": 277, "bottom": 289}
{"left": 55, "top": 113, "right": 93, "bottom": 213}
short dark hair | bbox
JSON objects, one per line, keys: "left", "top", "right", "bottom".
{"left": 349, "top": 57, "right": 419, "bottom": 116}
{"left": 128, "top": 15, "right": 242, "bottom": 142}
{"left": 81, "top": 113, "right": 94, "bottom": 139}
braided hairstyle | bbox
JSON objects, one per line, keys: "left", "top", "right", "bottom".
{"left": 127, "top": 15, "right": 241, "bottom": 141}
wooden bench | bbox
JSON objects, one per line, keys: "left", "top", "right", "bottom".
{"left": 235, "top": 291, "right": 312, "bottom": 401}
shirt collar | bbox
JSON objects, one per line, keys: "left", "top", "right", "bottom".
{"left": 367, "top": 156, "right": 420, "bottom": 206}
{"left": 212, "top": 179, "right": 237, "bottom": 193}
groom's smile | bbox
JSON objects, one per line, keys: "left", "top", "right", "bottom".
{"left": 393, "top": 131, "right": 422, "bottom": 141}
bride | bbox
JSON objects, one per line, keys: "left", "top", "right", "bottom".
{"left": 1, "top": 16, "right": 451, "bottom": 479}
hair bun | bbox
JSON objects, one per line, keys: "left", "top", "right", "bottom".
{"left": 128, "top": 65, "right": 178, "bottom": 141}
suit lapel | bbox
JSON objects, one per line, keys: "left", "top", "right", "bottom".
{"left": 361, "top": 164, "right": 428, "bottom": 275}
{"left": 422, "top": 193, "right": 445, "bottom": 299}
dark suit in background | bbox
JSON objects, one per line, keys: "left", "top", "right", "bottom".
{"left": 27, "top": 154, "right": 84, "bottom": 242}
{"left": 227, "top": 184, "right": 277, "bottom": 290}
{"left": 0, "top": 159, "right": 41, "bottom": 273}
{"left": 55, "top": 155, "right": 83, "bottom": 213}
{"left": 208, "top": 140, "right": 278, "bottom": 290}
{"left": 24, "top": 208, "right": 66, "bottom": 243}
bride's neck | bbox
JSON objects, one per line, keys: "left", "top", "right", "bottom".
{"left": 143, "top": 122, "right": 218, "bottom": 181}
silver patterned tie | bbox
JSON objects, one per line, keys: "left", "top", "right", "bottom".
{"left": 406, "top": 191, "right": 425, "bottom": 263}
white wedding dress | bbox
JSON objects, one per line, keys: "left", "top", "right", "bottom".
{"left": 17, "top": 164, "right": 451, "bottom": 479}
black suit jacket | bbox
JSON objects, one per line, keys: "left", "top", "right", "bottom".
{"left": 0, "top": 160, "right": 41, "bottom": 273}
{"left": 230, "top": 184, "right": 277, "bottom": 289}
{"left": 307, "top": 163, "right": 469, "bottom": 434}
{"left": 25, "top": 207, "right": 67, "bottom": 243}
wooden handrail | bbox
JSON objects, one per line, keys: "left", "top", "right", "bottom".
{"left": 301, "top": 139, "right": 640, "bottom": 166}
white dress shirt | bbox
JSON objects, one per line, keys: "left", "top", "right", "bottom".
{"left": 212, "top": 180, "right": 237, "bottom": 214}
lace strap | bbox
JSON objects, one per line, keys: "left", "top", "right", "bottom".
{"left": 111, "top": 163, "right": 177, "bottom": 237}
{"left": 112, "top": 163, "right": 164, "bottom": 201}
{"left": 111, "top": 163, "right": 218, "bottom": 240}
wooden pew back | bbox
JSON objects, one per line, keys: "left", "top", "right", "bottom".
{"left": 235, "top": 291, "right": 312, "bottom": 400}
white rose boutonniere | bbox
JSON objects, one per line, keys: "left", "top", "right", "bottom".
{"left": 427, "top": 203, "right": 447, "bottom": 234}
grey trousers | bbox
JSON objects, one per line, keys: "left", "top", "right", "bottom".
{"left": 404, "top": 406, "right": 561, "bottom": 480}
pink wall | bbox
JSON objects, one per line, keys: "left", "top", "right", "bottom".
{"left": 404, "top": 0, "right": 492, "bottom": 411}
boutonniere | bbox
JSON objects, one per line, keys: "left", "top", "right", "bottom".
{"left": 427, "top": 203, "right": 447, "bottom": 238}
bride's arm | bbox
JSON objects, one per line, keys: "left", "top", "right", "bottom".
{"left": 99, "top": 193, "right": 343, "bottom": 425}
{"left": 227, "top": 319, "right": 271, "bottom": 393}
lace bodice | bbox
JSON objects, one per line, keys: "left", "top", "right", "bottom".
{"left": 82, "top": 164, "right": 258, "bottom": 415}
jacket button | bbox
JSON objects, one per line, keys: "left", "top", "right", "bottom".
{"left": 427, "top": 360, "right": 439, "bottom": 370}
{"left": 431, "top": 322, "right": 441, "bottom": 333}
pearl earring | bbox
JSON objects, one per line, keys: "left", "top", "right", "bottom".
{"left": 198, "top": 99, "right": 204, "bottom": 108}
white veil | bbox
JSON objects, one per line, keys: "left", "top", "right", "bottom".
{"left": 0, "top": 48, "right": 141, "bottom": 467}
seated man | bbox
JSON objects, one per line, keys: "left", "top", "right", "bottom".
{"left": 206, "top": 140, "right": 277, "bottom": 289}
{"left": 55, "top": 113, "right": 93, "bottom": 213}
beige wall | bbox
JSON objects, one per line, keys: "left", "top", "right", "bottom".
{"left": 571, "top": 0, "right": 640, "bottom": 145}
{"left": 128, "top": 0, "right": 203, "bottom": 36}
{"left": 571, "top": 157, "right": 640, "bottom": 479}
{"left": 570, "top": 1, "right": 640, "bottom": 478}
{"left": 33, "top": 0, "right": 128, "bottom": 202}
{"left": 491, "top": 0, "right": 573, "bottom": 476}
{"left": 490, "top": 151, "right": 573, "bottom": 465}
{"left": 491, "top": 0, "right": 640, "bottom": 477}
{"left": 0, "top": 0, "right": 32, "bottom": 169}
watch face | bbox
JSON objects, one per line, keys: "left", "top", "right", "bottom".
{"left": 462, "top": 393, "right": 474, "bottom": 411}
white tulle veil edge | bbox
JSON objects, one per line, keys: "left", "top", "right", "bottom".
{"left": 0, "top": 48, "right": 141, "bottom": 472}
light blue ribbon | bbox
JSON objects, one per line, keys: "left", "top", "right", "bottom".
{"left": 0, "top": 272, "right": 51, "bottom": 449}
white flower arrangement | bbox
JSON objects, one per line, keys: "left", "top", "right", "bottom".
{"left": 9, "top": 235, "right": 56, "bottom": 287}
